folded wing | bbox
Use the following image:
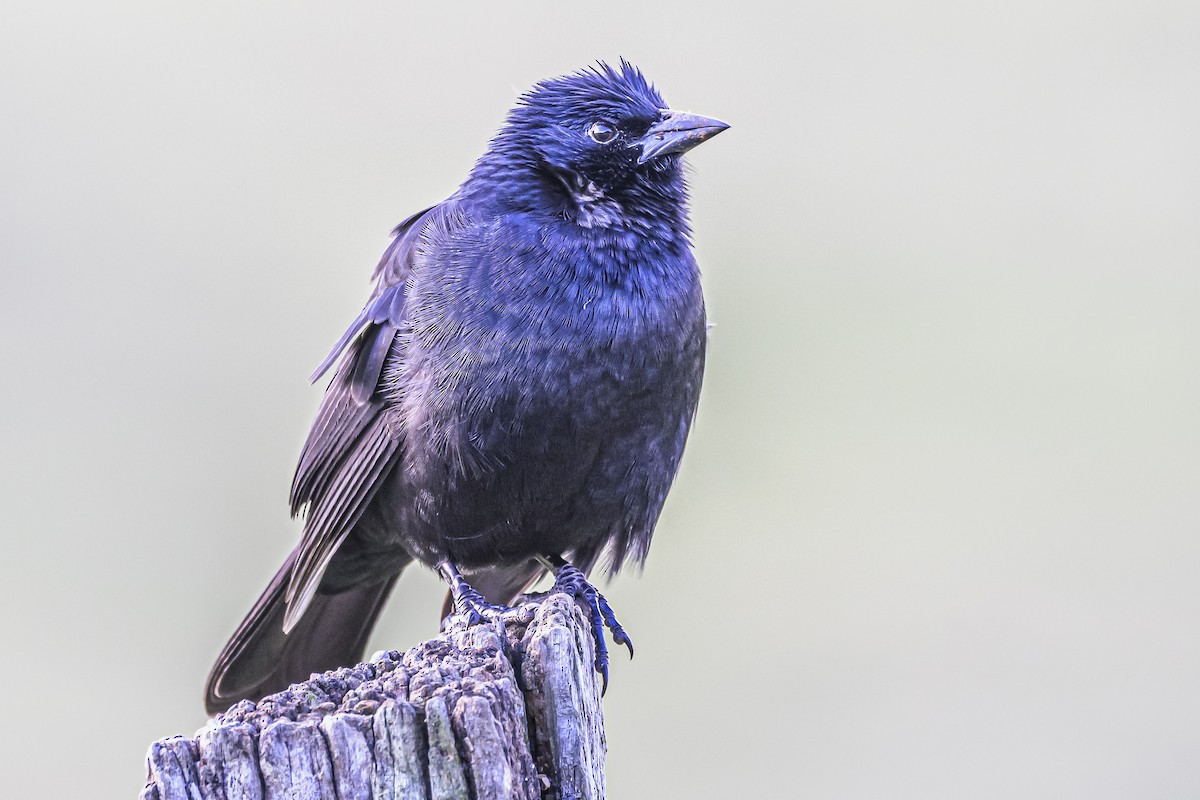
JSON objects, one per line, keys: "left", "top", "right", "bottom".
{"left": 284, "top": 202, "right": 454, "bottom": 630}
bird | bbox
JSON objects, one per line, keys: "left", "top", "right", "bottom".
{"left": 204, "top": 60, "right": 727, "bottom": 714}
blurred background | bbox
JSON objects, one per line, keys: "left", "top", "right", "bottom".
{"left": 3, "top": 1, "right": 1198, "bottom": 797}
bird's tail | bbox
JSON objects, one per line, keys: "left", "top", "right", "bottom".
{"left": 204, "top": 546, "right": 400, "bottom": 715}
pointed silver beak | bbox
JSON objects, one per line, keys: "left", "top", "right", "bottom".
{"left": 636, "top": 110, "right": 730, "bottom": 164}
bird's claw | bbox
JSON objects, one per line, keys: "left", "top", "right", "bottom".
{"left": 453, "top": 586, "right": 512, "bottom": 626}
{"left": 551, "top": 564, "right": 635, "bottom": 695}
{"left": 595, "top": 591, "right": 634, "bottom": 659}
{"left": 440, "top": 561, "right": 513, "bottom": 626}
{"left": 439, "top": 558, "right": 633, "bottom": 693}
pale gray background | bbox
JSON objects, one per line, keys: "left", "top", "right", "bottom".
{"left": 2, "top": 1, "right": 1198, "bottom": 797}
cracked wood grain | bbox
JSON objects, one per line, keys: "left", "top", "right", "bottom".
{"left": 142, "top": 594, "right": 606, "bottom": 800}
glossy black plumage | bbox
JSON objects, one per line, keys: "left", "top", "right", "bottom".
{"left": 205, "top": 62, "right": 726, "bottom": 713}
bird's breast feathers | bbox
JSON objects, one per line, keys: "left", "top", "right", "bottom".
{"left": 383, "top": 220, "right": 704, "bottom": 458}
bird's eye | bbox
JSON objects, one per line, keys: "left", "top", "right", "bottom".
{"left": 587, "top": 120, "right": 618, "bottom": 144}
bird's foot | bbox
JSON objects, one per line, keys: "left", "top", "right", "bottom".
{"left": 437, "top": 561, "right": 513, "bottom": 625}
{"left": 544, "top": 560, "right": 634, "bottom": 695}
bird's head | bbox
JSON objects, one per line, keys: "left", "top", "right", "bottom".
{"left": 467, "top": 61, "right": 728, "bottom": 228}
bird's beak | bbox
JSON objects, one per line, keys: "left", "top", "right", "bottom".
{"left": 635, "top": 110, "right": 730, "bottom": 164}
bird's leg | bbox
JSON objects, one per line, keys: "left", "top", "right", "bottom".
{"left": 436, "top": 560, "right": 513, "bottom": 625}
{"left": 535, "top": 554, "right": 635, "bottom": 695}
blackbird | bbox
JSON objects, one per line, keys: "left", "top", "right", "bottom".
{"left": 204, "top": 61, "right": 727, "bottom": 713}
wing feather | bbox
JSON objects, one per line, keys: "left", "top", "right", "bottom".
{"left": 283, "top": 200, "right": 456, "bottom": 628}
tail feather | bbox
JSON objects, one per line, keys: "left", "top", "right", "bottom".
{"left": 204, "top": 547, "right": 400, "bottom": 715}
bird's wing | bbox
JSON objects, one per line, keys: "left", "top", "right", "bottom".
{"left": 283, "top": 202, "right": 449, "bottom": 630}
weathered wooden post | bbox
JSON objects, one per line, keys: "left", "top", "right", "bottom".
{"left": 141, "top": 594, "right": 606, "bottom": 800}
